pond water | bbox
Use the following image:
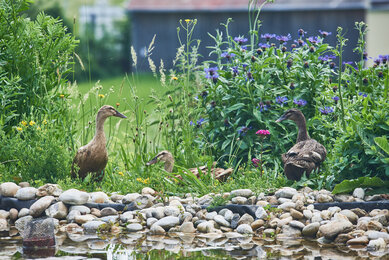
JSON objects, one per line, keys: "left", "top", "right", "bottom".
{"left": 1, "top": 232, "right": 387, "bottom": 260}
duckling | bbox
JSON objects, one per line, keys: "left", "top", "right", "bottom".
{"left": 276, "top": 108, "right": 327, "bottom": 181}
{"left": 146, "top": 150, "right": 233, "bottom": 182}
{"left": 71, "top": 105, "right": 126, "bottom": 181}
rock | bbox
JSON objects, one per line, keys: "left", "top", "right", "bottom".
{"left": 122, "top": 193, "right": 141, "bottom": 204}
{"left": 214, "top": 215, "right": 230, "bottom": 227}
{"left": 36, "top": 184, "right": 62, "bottom": 197}
{"left": 275, "top": 187, "right": 297, "bottom": 199}
{"left": 316, "top": 193, "right": 333, "bottom": 203}
{"left": 303, "top": 210, "right": 312, "bottom": 220}
{"left": 223, "top": 210, "right": 234, "bottom": 222}
{"left": 278, "top": 202, "right": 296, "bottom": 212}
{"left": 19, "top": 182, "right": 30, "bottom": 188}
{"left": 134, "top": 195, "right": 153, "bottom": 210}
{"left": 90, "top": 192, "right": 109, "bottom": 203}
{"left": 346, "top": 236, "right": 369, "bottom": 246}
{"left": 353, "top": 188, "right": 365, "bottom": 199}
{"left": 302, "top": 222, "right": 320, "bottom": 237}
{"left": 0, "top": 210, "right": 10, "bottom": 219}
{"left": 290, "top": 208, "right": 304, "bottom": 220}
{"left": 15, "top": 216, "right": 33, "bottom": 233}
{"left": 110, "top": 193, "right": 124, "bottom": 202}
{"left": 236, "top": 224, "right": 253, "bottom": 234}
{"left": 153, "top": 216, "right": 179, "bottom": 231}
{"left": 327, "top": 206, "right": 341, "bottom": 215}
{"left": 74, "top": 214, "right": 96, "bottom": 225}
{"left": 320, "top": 210, "right": 332, "bottom": 220}
{"left": 126, "top": 223, "right": 143, "bottom": 232}
{"left": 146, "top": 217, "right": 158, "bottom": 228}
{"left": 372, "top": 214, "right": 388, "bottom": 226}
{"left": 251, "top": 219, "right": 265, "bottom": 230}
{"left": 279, "top": 225, "right": 301, "bottom": 238}
{"left": 151, "top": 207, "right": 165, "bottom": 219}
{"left": 255, "top": 207, "right": 268, "bottom": 220}
{"left": 365, "top": 194, "right": 382, "bottom": 202}
{"left": 141, "top": 187, "right": 156, "bottom": 196}
{"left": 237, "top": 213, "right": 254, "bottom": 226}
{"left": 90, "top": 208, "right": 101, "bottom": 217}
{"left": 263, "top": 228, "right": 276, "bottom": 237}
{"left": 365, "top": 231, "right": 389, "bottom": 242}
{"left": 100, "top": 207, "right": 118, "bottom": 217}
{"left": 29, "top": 196, "right": 55, "bottom": 217}
{"left": 150, "top": 224, "right": 165, "bottom": 235}
{"left": 67, "top": 210, "right": 81, "bottom": 223}
{"left": 334, "top": 233, "right": 352, "bottom": 244}
{"left": 205, "top": 211, "right": 217, "bottom": 220}
{"left": 164, "top": 206, "right": 180, "bottom": 217}
{"left": 367, "top": 238, "right": 386, "bottom": 251}
{"left": 18, "top": 208, "right": 30, "bottom": 218}
{"left": 69, "top": 206, "right": 90, "bottom": 215}
{"left": 15, "top": 187, "right": 37, "bottom": 200}
{"left": 311, "top": 212, "right": 323, "bottom": 223}
{"left": 339, "top": 209, "right": 358, "bottom": 224}
{"left": 45, "top": 202, "right": 68, "bottom": 219}
{"left": 289, "top": 220, "right": 305, "bottom": 230}
{"left": 59, "top": 189, "right": 89, "bottom": 205}
{"left": 179, "top": 222, "right": 195, "bottom": 233}
{"left": 318, "top": 219, "right": 353, "bottom": 240}
{"left": 230, "top": 189, "right": 253, "bottom": 198}
{"left": 256, "top": 200, "right": 269, "bottom": 207}
{"left": 277, "top": 216, "right": 292, "bottom": 227}
{"left": 197, "top": 221, "right": 213, "bottom": 233}
{"left": 231, "top": 196, "right": 247, "bottom": 205}
{"left": 351, "top": 208, "right": 367, "bottom": 217}
{"left": 0, "top": 218, "right": 9, "bottom": 232}
{"left": 83, "top": 221, "right": 106, "bottom": 233}
{"left": 0, "top": 182, "right": 20, "bottom": 197}
{"left": 180, "top": 212, "right": 192, "bottom": 223}
{"left": 230, "top": 214, "right": 240, "bottom": 229}
{"left": 367, "top": 220, "right": 383, "bottom": 231}
{"left": 334, "top": 194, "right": 354, "bottom": 203}
{"left": 101, "top": 216, "right": 119, "bottom": 223}
{"left": 267, "top": 196, "right": 278, "bottom": 205}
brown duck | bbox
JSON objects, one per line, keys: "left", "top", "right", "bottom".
{"left": 71, "top": 105, "right": 126, "bottom": 181}
{"left": 146, "top": 150, "right": 233, "bottom": 182}
{"left": 276, "top": 108, "right": 327, "bottom": 181}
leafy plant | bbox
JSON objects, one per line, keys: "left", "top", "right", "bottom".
{"left": 332, "top": 176, "right": 386, "bottom": 194}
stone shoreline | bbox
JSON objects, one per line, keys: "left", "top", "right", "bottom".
{"left": 0, "top": 182, "right": 388, "bottom": 256}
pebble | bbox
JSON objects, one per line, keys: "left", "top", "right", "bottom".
{"left": 353, "top": 188, "right": 365, "bottom": 199}
{"left": 275, "top": 187, "right": 297, "bottom": 199}
{"left": 230, "top": 189, "right": 253, "bottom": 198}
{"left": 236, "top": 224, "right": 253, "bottom": 234}
{"left": 69, "top": 205, "right": 91, "bottom": 215}
{"left": 83, "top": 221, "right": 106, "bottom": 233}
{"left": 319, "top": 219, "right": 353, "bottom": 240}
{"left": 90, "top": 192, "right": 109, "bottom": 203}
{"left": 153, "top": 216, "right": 179, "bottom": 231}
{"left": 289, "top": 220, "right": 305, "bottom": 230}
{"left": 29, "top": 196, "right": 55, "bottom": 217}
{"left": 59, "top": 189, "right": 89, "bottom": 205}
{"left": 45, "top": 202, "right": 68, "bottom": 219}
{"left": 214, "top": 215, "right": 230, "bottom": 227}
{"left": 347, "top": 236, "right": 369, "bottom": 246}
{"left": 231, "top": 196, "right": 247, "bottom": 205}
{"left": 100, "top": 207, "right": 118, "bottom": 217}
{"left": 302, "top": 222, "right": 320, "bottom": 237}
{"left": 290, "top": 208, "right": 304, "bottom": 219}
{"left": 0, "top": 182, "right": 20, "bottom": 197}
{"left": 14, "top": 187, "right": 37, "bottom": 200}
{"left": 237, "top": 213, "right": 254, "bottom": 226}
{"left": 127, "top": 223, "right": 143, "bottom": 232}
{"left": 255, "top": 207, "right": 268, "bottom": 220}
{"left": 367, "top": 238, "right": 386, "bottom": 251}
{"left": 179, "top": 222, "right": 196, "bottom": 233}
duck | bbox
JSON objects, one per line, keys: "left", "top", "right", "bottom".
{"left": 276, "top": 108, "right": 327, "bottom": 181}
{"left": 71, "top": 105, "right": 126, "bottom": 181}
{"left": 146, "top": 150, "right": 233, "bottom": 182}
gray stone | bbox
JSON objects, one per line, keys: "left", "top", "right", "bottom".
{"left": 126, "top": 223, "right": 143, "bottom": 232}
{"left": 18, "top": 208, "right": 30, "bottom": 218}
{"left": 147, "top": 217, "right": 158, "bottom": 228}
{"left": 0, "top": 210, "right": 10, "bottom": 219}
{"left": 59, "top": 189, "right": 89, "bottom": 205}
{"left": 205, "top": 211, "right": 217, "bottom": 220}
{"left": 69, "top": 205, "right": 90, "bottom": 215}
{"left": 0, "top": 182, "right": 20, "bottom": 197}
{"left": 45, "top": 202, "right": 68, "bottom": 219}
{"left": 100, "top": 216, "right": 119, "bottom": 223}
{"left": 275, "top": 187, "right": 297, "bottom": 199}
{"left": 134, "top": 195, "right": 153, "bottom": 210}
{"left": 302, "top": 222, "right": 320, "bottom": 237}
{"left": 122, "top": 193, "right": 141, "bottom": 204}
{"left": 15, "top": 216, "right": 33, "bottom": 233}
{"left": 179, "top": 222, "right": 196, "bottom": 233}
{"left": 230, "top": 189, "right": 253, "bottom": 198}
{"left": 339, "top": 209, "right": 358, "bottom": 224}
{"left": 90, "top": 192, "right": 109, "bottom": 203}
{"left": 197, "top": 221, "right": 213, "bottom": 233}
{"left": 311, "top": 212, "right": 323, "bottom": 223}
{"left": 372, "top": 214, "right": 388, "bottom": 226}
{"left": 15, "top": 187, "right": 37, "bottom": 200}
{"left": 153, "top": 216, "right": 179, "bottom": 231}
{"left": 231, "top": 196, "right": 247, "bottom": 204}
{"left": 100, "top": 207, "right": 118, "bottom": 217}
{"left": 316, "top": 193, "right": 333, "bottom": 203}
{"left": 164, "top": 206, "right": 180, "bottom": 217}
{"left": 214, "top": 215, "right": 230, "bottom": 227}
{"left": 83, "top": 221, "right": 106, "bottom": 233}
{"left": 223, "top": 210, "right": 234, "bottom": 222}
{"left": 319, "top": 219, "right": 353, "bottom": 240}
{"left": 236, "top": 224, "right": 253, "bottom": 234}
{"left": 353, "top": 188, "right": 365, "bottom": 200}
{"left": 289, "top": 220, "right": 305, "bottom": 230}
{"left": 67, "top": 210, "right": 81, "bottom": 223}
{"left": 150, "top": 224, "right": 165, "bottom": 235}
{"left": 36, "top": 184, "right": 62, "bottom": 197}
{"left": 367, "top": 238, "right": 386, "bottom": 251}
{"left": 279, "top": 225, "right": 301, "bottom": 238}
{"left": 110, "top": 193, "right": 124, "bottom": 202}
{"left": 19, "top": 182, "right": 30, "bottom": 188}
{"left": 303, "top": 209, "right": 312, "bottom": 220}
{"left": 151, "top": 207, "right": 165, "bottom": 219}
{"left": 29, "top": 196, "right": 55, "bottom": 217}
{"left": 278, "top": 201, "right": 296, "bottom": 211}
{"left": 365, "top": 231, "right": 389, "bottom": 242}
{"left": 74, "top": 214, "right": 96, "bottom": 224}
{"left": 230, "top": 214, "right": 240, "bottom": 229}
{"left": 0, "top": 218, "right": 9, "bottom": 232}
{"left": 237, "top": 213, "right": 254, "bottom": 226}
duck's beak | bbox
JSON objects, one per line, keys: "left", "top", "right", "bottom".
{"left": 276, "top": 114, "right": 287, "bottom": 123}
{"left": 146, "top": 157, "right": 158, "bottom": 166}
{"left": 114, "top": 110, "right": 127, "bottom": 119}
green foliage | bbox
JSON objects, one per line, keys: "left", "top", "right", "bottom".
{"left": 332, "top": 176, "right": 386, "bottom": 194}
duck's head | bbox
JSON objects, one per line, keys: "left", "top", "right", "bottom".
{"left": 146, "top": 150, "right": 174, "bottom": 165}
{"left": 276, "top": 108, "right": 304, "bottom": 123}
{"left": 98, "top": 105, "right": 127, "bottom": 119}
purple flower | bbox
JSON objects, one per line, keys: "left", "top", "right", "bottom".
{"left": 319, "top": 30, "right": 332, "bottom": 37}
{"left": 318, "top": 55, "right": 336, "bottom": 62}
{"left": 258, "top": 102, "right": 271, "bottom": 112}
{"left": 379, "top": 55, "right": 388, "bottom": 64}
{"left": 234, "top": 36, "right": 248, "bottom": 45}
{"left": 204, "top": 67, "right": 219, "bottom": 83}
{"left": 363, "top": 52, "right": 368, "bottom": 61}
{"left": 358, "top": 92, "right": 367, "bottom": 97}
{"left": 374, "top": 58, "right": 381, "bottom": 65}
{"left": 258, "top": 43, "right": 271, "bottom": 50}
{"left": 191, "top": 118, "right": 205, "bottom": 127}
{"left": 261, "top": 33, "right": 276, "bottom": 41}
{"left": 252, "top": 158, "right": 260, "bottom": 168}
{"left": 221, "top": 52, "right": 235, "bottom": 60}
{"left": 275, "top": 34, "right": 292, "bottom": 44}
{"left": 342, "top": 61, "right": 353, "bottom": 65}
{"left": 241, "top": 46, "right": 248, "bottom": 51}
{"left": 332, "top": 96, "right": 340, "bottom": 103}
{"left": 247, "top": 71, "right": 253, "bottom": 81}
{"left": 319, "top": 106, "right": 334, "bottom": 115}
{"left": 276, "top": 96, "right": 288, "bottom": 106}
{"left": 242, "top": 64, "right": 248, "bottom": 70}
{"left": 287, "top": 59, "right": 293, "bottom": 68}
{"left": 232, "top": 66, "right": 239, "bottom": 76}
{"left": 308, "top": 36, "right": 322, "bottom": 44}
{"left": 200, "top": 91, "right": 208, "bottom": 98}
{"left": 294, "top": 39, "right": 306, "bottom": 46}
{"left": 293, "top": 99, "right": 307, "bottom": 107}
{"left": 298, "top": 29, "right": 306, "bottom": 37}
{"left": 238, "top": 126, "right": 250, "bottom": 136}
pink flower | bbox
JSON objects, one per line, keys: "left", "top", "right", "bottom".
{"left": 252, "top": 158, "right": 260, "bottom": 167}
{"left": 256, "top": 129, "right": 270, "bottom": 136}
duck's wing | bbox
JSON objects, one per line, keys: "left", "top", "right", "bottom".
{"left": 284, "top": 139, "right": 326, "bottom": 164}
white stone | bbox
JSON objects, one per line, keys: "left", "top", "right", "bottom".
{"left": 90, "top": 192, "right": 109, "bottom": 203}
{"left": 150, "top": 224, "right": 165, "bottom": 235}
{"left": 303, "top": 209, "right": 312, "bottom": 219}
{"left": 289, "top": 220, "right": 305, "bottom": 230}
{"left": 0, "top": 182, "right": 20, "bottom": 197}
{"left": 142, "top": 187, "right": 156, "bottom": 196}
{"left": 83, "top": 220, "right": 106, "bottom": 233}
{"left": 36, "top": 184, "right": 62, "bottom": 197}
{"left": 152, "top": 216, "right": 179, "bottom": 231}
{"left": 179, "top": 222, "right": 196, "bottom": 233}
{"left": 69, "top": 205, "right": 90, "bottom": 214}
{"left": 0, "top": 210, "right": 10, "bottom": 219}
{"left": 236, "top": 224, "right": 253, "bottom": 234}
{"left": 316, "top": 194, "right": 333, "bottom": 203}
{"left": 122, "top": 193, "right": 141, "bottom": 203}
{"left": 29, "top": 196, "right": 55, "bottom": 217}
{"left": 45, "top": 202, "right": 68, "bottom": 219}
{"left": 230, "top": 189, "right": 253, "bottom": 198}
{"left": 164, "top": 206, "right": 180, "bottom": 217}
{"left": 67, "top": 210, "right": 81, "bottom": 223}
{"left": 18, "top": 208, "right": 30, "bottom": 218}
{"left": 275, "top": 187, "right": 297, "bottom": 199}
{"left": 147, "top": 217, "right": 158, "bottom": 228}
{"left": 231, "top": 196, "right": 247, "bottom": 204}
{"left": 302, "top": 222, "right": 320, "bottom": 237}
{"left": 367, "top": 238, "right": 386, "bottom": 251}
{"left": 197, "top": 221, "right": 213, "bottom": 233}
{"left": 74, "top": 214, "right": 96, "bottom": 224}
{"left": 59, "top": 189, "right": 89, "bottom": 205}
{"left": 278, "top": 201, "right": 296, "bottom": 211}
{"left": 205, "top": 211, "right": 217, "bottom": 220}
{"left": 15, "top": 187, "right": 37, "bottom": 200}
{"left": 0, "top": 218, "right": 9, "bottom": 232}
{"left": 353, "top": 188, "right": 365, "bottom": 200}
{"left": 126, "top": 223, "right": 143, "bottom": 232}
{"left": 15, "top": 216, "right": 33, "bottom": 233}
{"left": 214, "top": 215, "right": 230, "bottom": 227}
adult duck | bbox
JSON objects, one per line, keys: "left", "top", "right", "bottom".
{"left": 276, "top": 108, "right": 327, "bottom": 181}
{"left": 71, "top": 105, "right": 126, "bottom": 181}
{"left": 146, "top": 150, "right": 233, "bottom": 182}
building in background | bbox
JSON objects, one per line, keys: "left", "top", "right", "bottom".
{"left": 128, "top": 0, "right": 388, "bottom": 71}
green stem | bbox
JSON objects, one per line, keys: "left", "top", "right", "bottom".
{"left": 338, "top": 42, "right": 346, "bottom": 130}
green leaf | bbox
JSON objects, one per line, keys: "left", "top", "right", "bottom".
{"left": 374, "top": 136, "right": 389, "bottom": 155}
{"left": 332, "top": 176, "right": 385, "bottom": 194}
{"left": 225, "top": 103, "right": 245, "bottom": 113}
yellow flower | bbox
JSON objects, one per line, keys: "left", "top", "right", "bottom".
{"left": 116, "top": 102, "right": 120, "bottom": 107}
{"left": 118, "top": 171, "right": 124, "bottom": 176}
{"left": 98, "top": 94, "right": 105, "bottom": 98}
{"left": 185, "top": 19, "right": 191, "bottom": 23}
{"left": 29, "top": 121, "right": 36, "bottom": 126}
{"left": 171, "top": 76, "right": 178, "bottom": 80}
{"left": 144, "top": 178, "right": 150, "bottom": 184}
{"left": 16, "top": 127, "right": 22, "bottom": 132}
{"left": 136, "top": 177, "right": 142, "bottom": 183}
{"left": 59, "top": 94, "right": 65, "bottom": 98}
{"left": 43, "top": 119, "right": 47, "bottom": 125}
{"left": 21, "top": 121, "right": 27, "bottom": 126}
{"left": 37, "top": 126, "right": 41, "bottom": 130}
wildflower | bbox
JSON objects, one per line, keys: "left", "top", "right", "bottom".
{"left": 43, "top": 119, "right": 47, "bottom": 125}
{"left": 251, "top": 56, "right": 256, "bottom": 62}
{"left": 258, "top": 102, "right": 271, "bottom": 112}
{"left": 293, "top": 99, "right": 307, "bottom": 107}
{"left": 276, "top": 96, "right": 288, "bottom": 106}
{"left": 330, "top": 62, "right": 336, "bottom": 69}
{"left": 200, "top": 91, "right": 208, "bottom": 98}
{"left": 256, "top": 129, "right": 270, "bottom": 136}
{"left": 318, "top": 55, "right": 336, "bottom": 62}
{"left": 185, "top": 19, "right": 191, "bottom": 23}
{"left": 308, "top": 36, "right": 321, "bottom": 44}
{"left": 238, "top": 126, "right": 250, "bottom": 136}
{"left": 319, "top": 106, "right": 334, "bottom": 115}
{"left": 358, "top": 92, "right": 367, "bottom": 97}
{"left": 232, "top": 66, "right": 239, "bottom": 76}
{"left": 374, "top": 58, "right": 381, "bottom": 66}
{"left": 294, "top": 39, "right": 306, "bottom": 46}
{"left": 171, "top": 76, "right": 178, "bottom": 80}
{"left": 319, "top": 30, "right": 332, "bottom": 37}
{"left": 256, "top": 48, "right": 263, "bottom": 55}
{"left": 304, "top": 61, "right": 309, "bottom": 68}
{"left": 258, "top": 43, "right": 270, "bottom": 50}
{"left": 59, "top": 94, "right": 65, "bottom": 98}
{"left": 363, "top": 78, "right": 368, "bottom": 85}
{"left": 309, "top": 46, "right": 315, "bottom": 53}
{"left": 98, "top": 94, "right": 105, "bottom": 98}
{"left": 276, "top": 34, "right": 291, "bottom": 44}
{"left": 286, "top": 59, "right": 293, "bottom": 68}
{"left": 16, "top": 127, "right": 22, "bottom": 132}
{"left": 363, "top": 52, "right": 368, "bottom": 60}
{"left": 204, "top": 67, "right": 219, "bottom": 83}
{"left": 242, "top": 64, "right": 248, "bottom": 70}
{"left": 261, "top": 33, "right": 276, "bottom": 41}
{"left": 221, "top": 52, "right": 235, "bottom": 60}
{"left": 290, "top": 82, "right": 295, "bottom": 90}
{"left": 29, "top": 121, "right": 35, "bottom": 126}
{"left": 343, "top": 61, "right": 353, "bottom": 65}
{"left": 281, "top": 46, "right": 287, "bottom": 52}
{"left": 291, "top": 44, "right": 297, "bottom": 49}
{"left": 379, "top": 55, "right": 388, "bottom": 64}
{"left": 241, "top": 46, "right": 248, "bottom": 51}
{"left": 191, "top": 118, "right": 205, "bottom": 127}
{"left": 332, "top": 96, "right": 340, "bottom": 103}
{"left": 118, "top": 171, "right": 124, "bottom": 176}
{"left": 21, "top": 121, "right": 27, "bottom": 126}
{"left": 252, "top": 158, "right": 260, "bottom": 168}
{"left": 224, "top": 119, "right": 230, "bottom": 127}
{"left": 247, "top": 71, "right": 253, "bottom": 81}
{"left": 234, "top": 36, "right": 248, "bottom": 45}
{"left": 298, "top": 29, "right": 306, "bottom": 37}
{"left": 378, "top": 71, "right": 383, "bottom": 78}
{"left": 333, "top": 86, "right": 338, "bottom": 92}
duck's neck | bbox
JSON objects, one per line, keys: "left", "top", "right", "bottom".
{"left": 93, "top": 115, "right": 108, "bottom": 144}
{"left": 164, "top": 159, "right": 174, "bottom": 173}
{"left": 295, "top": 115, "right": 309, "bottom": 142}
